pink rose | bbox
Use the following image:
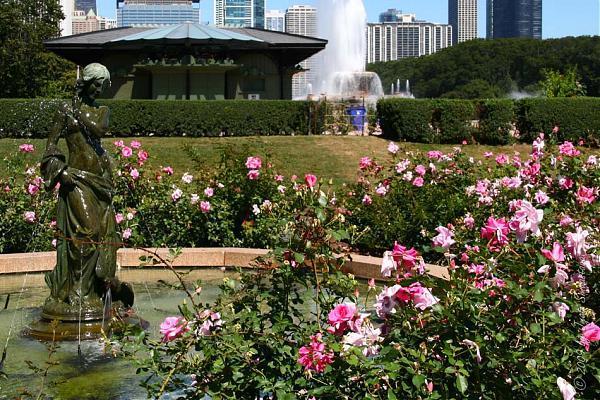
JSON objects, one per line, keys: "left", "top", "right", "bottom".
{"left": 121, "top": 146, "right": 133, "bottom": 158}
{"left": 245, "top": 156, "right": 262, "bottom": 169}
{"left": 412, "top": 177, "right": 424, "bottom": 187}
{"left": 162, "top": 166, "right": 174, "bottom": 175}
{"left": 23, "top": 211, "right": 36, "bottom": 223}
{"left": 328, "top": 303, "right": 357, "bottom": 329}
{"left": 159, "top": 316, "right": 190, "bottom": 342}
{"left": 115, "top": 213, "right": 124, "bottom": 224}
{"left": 130, "top": 140, "right": 142, "bottom": 149}
{"left": 204, "top": 187, "right": 214, "bottom": 197}
{"left": 137, "top": 150, "right": 148, "bottom": 163}
{"left": 362, "top": 194, "right": 372, "bottom": 205}
{"left": 27, "top": 183, "right": 39, "bottom": 196}
{"left": 122, "top": 228, "right": 132, "bottom": 240}
{"left": 247, "top": 170, "right": 260, "bottom": 180}
{"left": 557, "top": 378, "right": 576, "bottom": 400}
{"left": 359, "top": 157, "right": 372, "bottom": 170}
{"left": 200, "top": 201, "right": 211, "bottom": 213}
{"left": 19, "top": 143, "right": 35, "bottom": 153}
{"left": 388, "top": 141, "right": 399, "bottom": 154}
{"left": 130, "top": 168, "right": 139, "bottom": 180}
{"left": 541, "top": 242, "right": 565, "bottom": 264}
{"left": 558, "top": 141, "right": 580, "bottom": 157}
{"left": 582, "top": 322, "right": 600, "bottom": 342}
{"left": 575, "top": 186, "right": 596, "bottom": 205}
{"left": 432, "top": 226, "right": 455, "bottom": 250}
{"left": 305, "top": 174, "right": 317, "bottom": 188}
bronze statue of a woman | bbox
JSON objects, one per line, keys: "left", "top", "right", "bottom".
{"left": 40, "top": 63, "right": 132, "bottom": 325}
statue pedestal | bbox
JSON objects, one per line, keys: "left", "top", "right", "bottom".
{"left": 26, "top": 317, "right": 108, "bottom": 341}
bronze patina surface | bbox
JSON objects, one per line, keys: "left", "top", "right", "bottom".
{"left": 30, "top": 63, "right": 133, "bottom": 340}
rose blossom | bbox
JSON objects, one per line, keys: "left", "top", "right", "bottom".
{"left": 162, "top": 166, "right": 174, "bottom": 175}
{"left": 137, "top": 150, "right": 148, "bottom": 163}
{"left": 247, "top": 170, "right": 260, "bottom": 180}
{"left": 190, "top": 194, "right": 200, "bottom": 204}
{"left": 463, "top": 214, "right": 475, "bottom": 229}
{"left": 297, "top": 333, "right": 334, "bottom": 373}
{"left": 122, "top": 228, "right": 132, "bottom": 240}
{"left": 359, "top": 157, "right": 372, "bottom": 169}
{"left": 159, "top": 316, "right": 190, "bottom": 342}
{"left": 541, "top": 242, "right": 565, "bottom": 264}
{"left": 575, "top": 186, "right": 596, "bottom": 205}
{"left": 566, "top": 227, "right": 589, "bottom": 259}
{"left": 558, "top": 141, "right": 581, "bottom": 157}
{"left": 181, "top": 173, "right": 193, "bottom": 184}
{"left": 556, "top": 377, "right": 576, "bottom": 400}
{"left": 245, "top": 156, "right": 262, "bottom": 169}
{"left": 328, "top": 303, "right": 357, "bottom": 334}
{"left": 23, "top": 211, "right": 36, "bottom": 223}
{"left": 121, "top": 146, "right": 133, "bottom": 158}
{"left": 412, "top": 177, "right": 424, "bottom": 187}
{"left": 387, "top": 141, "right": 399, "bottom": 154}
{"left": 432, "top": 226, "right": 455, "bottom": 250}
{"left": 362, "top": 194, "right": 372, "bottom": 205}
{"left": 305, "top": 174, "right": 317, "bottom": 188}
{"left": 200, "top": 201, "right": 211, "bottom": 213}
{"left": 130, "top": 140, "right": 142, "bottom": 149}
{"left": 19, "top": 144, "right": 35, "bottom": 153}
{"left": 481, "top": 216, "right": 509, "bottom": 250}
{"left": 552, "top": 302, "right": 569, "bottom": 320}
{"left": 130, "top": 168, "right": 139, "bottom": 180}
{"left": 171, "top": 188, "right": 183, "bottom": 202}
{"left": 115, "top": 213, "right": 124, "bottom": 224}
{"left": 204, "top": 187, "right": 214, "bottom": 197}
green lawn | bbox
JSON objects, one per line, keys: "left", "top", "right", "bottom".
{"left": 0, "top": 136, "right": 569, "bottom": 185}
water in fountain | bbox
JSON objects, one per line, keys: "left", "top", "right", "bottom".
{"left": 314, "top": 0, "right": 383, "bottom": 101}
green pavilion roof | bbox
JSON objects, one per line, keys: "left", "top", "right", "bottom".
{"left": 110, "top": 23, "right": 264, "bottom": 43}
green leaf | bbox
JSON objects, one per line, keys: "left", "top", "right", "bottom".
{"left": 456, "top": 374, "right": 468, "bottom": 394}
{"left": 387, "top": 391, "right": 398, "bottom": 400}
{"left": 412, "top": 374, "right": 425, "bottom": 388}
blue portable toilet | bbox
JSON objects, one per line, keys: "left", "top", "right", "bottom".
{"left": 346, "top": 105, "right": 367, "bottom": 132}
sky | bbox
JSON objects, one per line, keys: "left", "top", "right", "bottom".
{"left": 98, "top": 0, "right": 600, "bottom": 39}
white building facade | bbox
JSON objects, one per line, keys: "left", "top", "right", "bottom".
{"left": 265, "top": 10, "right": 285, "bottom": 32}
{"left": 367, "top": 17, "right": 453, "bottom": 63}
{"left": 285, "top": 5, "right": 317, "bottom": 98}
{"left": 448, "top": 0, "right": 477, "bottom": 44}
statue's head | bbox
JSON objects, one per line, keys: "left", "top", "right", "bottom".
{"left": 76, "top": 63, "right": 111, "bottom": 101}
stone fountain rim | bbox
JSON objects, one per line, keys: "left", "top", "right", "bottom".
{"left": 0, "top": 247, "right": 449, "bottom": 281}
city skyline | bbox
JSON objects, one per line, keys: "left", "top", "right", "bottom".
{"left": 94, "top": 0, "right": 599, "bottom": 39}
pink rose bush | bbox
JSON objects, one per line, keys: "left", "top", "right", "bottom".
{"left": 159, "top": 316, "right": 190, "bottom": 342}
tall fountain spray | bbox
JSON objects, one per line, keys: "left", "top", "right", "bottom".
{"left": 314, "top": 0, "right": 383, "bottom": 101}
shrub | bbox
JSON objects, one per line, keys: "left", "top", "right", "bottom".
{"left": 516, "top": 97, "right": 600, "bottom": 145}
{"left": 377, "top": 99, "right": 434, "bottom": 142}
{"left": 0, "top": 99, "right": 319, "bottom": 138}
{"left": 430, "top": 99, "right": 476, "bottom": 144}
{"left": 475, "top": 99, "right": 516, "bottom": 145}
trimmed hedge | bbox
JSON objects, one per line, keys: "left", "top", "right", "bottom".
{"left": 0, "top": 99, "right": 320, "bottom": 138}
{"left": 378, "top": 97, "right": 600, "bottom": 145}
{"left": 516, "top": 98, "right": 600, "bottom": 145}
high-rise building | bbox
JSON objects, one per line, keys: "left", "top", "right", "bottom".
{"left": 214, "top": 0, "right": 265, "bottom": 29}
{"left": 487, "top": 0, "right": 542, "bottom": 39}
{"left": 117, "top": 0, "right": 200, "bottom": 27}
{"left": 448, "top": 0, "right": 477, "bottom": 44}
{"left": 285, "top": 5, "right": 317, "bottom": 98}
{"left": 73, "top": 9, "right": 117, "bottom": 34}
{"left": 265, "top": 10, "right": 285, "bottom": 32}
{"left": 379, "top": 8, "right": 401, "bottom": 23}
{"left": 76, "top": 0, "right": 97, "bottom": 14}
{"left": 367, "top": 16, "right": 453, "bottom": 63}
{"left": 60, "top": 0, "right": 74, "bottom": 36}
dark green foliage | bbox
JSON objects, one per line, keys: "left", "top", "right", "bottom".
{"left": 368, "top": 36, "right": 600, "bottom": 98}
{"left": 430, "top": 99, "right": 476, "bottom": 143}
{"left": 0, "top": 99, "right": 320, "bottom": 138}
{"left": 516, "top": 98, "right": 600, "bottom": 145}
{"left": 475, "top": 99, "right": 516, "bottom": 145}
{"left": 0, "top": 0, "right": 75, "bottom": 98}
{"left": 377, "top": 98, "right": 600, "bottom": 145}
{"left": 377, "top": 99, "right": 434, "bottom": 142}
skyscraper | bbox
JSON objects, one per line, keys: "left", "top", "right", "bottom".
{"left": 265, "top": 10, "right": 285, "bottom": 32}
{"left": 285, "top": 5, "right": 317, "bottom": 98}
{"left": 367, "top": 16, "right": 453, "bottom": 64}
{"left": 76, "top": 0, "right": 97, "bottom": 14}
{"left": 214, "top": 0, "right": 265, "bottom": 29}
{"left": 487, "top": 0, "right": 542, "bottom": 39}
{"left": 448, "top": 0, "right": 477, "bottom": 44}
{"left": 379, "top": 8, "right": 401, "bottom": 23}
{"left": 117, "top": 0, "right": 200, "bottom": 27}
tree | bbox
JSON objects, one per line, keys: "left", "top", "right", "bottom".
{"left": 0, "top": 0, "right": 75, "bottom": 98}
{"left": 541, "top": 67, "right": 587, "bottom": 97}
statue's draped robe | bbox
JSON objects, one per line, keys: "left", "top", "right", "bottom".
{"left": 41, "top": 108, "right": 118, "bottom": 305}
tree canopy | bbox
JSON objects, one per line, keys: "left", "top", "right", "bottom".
{"left": 367, "top": 36, "right": 600, "bottom": 99}
{"left": 0, "top": 0, "right": 75, "bottom": 98}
